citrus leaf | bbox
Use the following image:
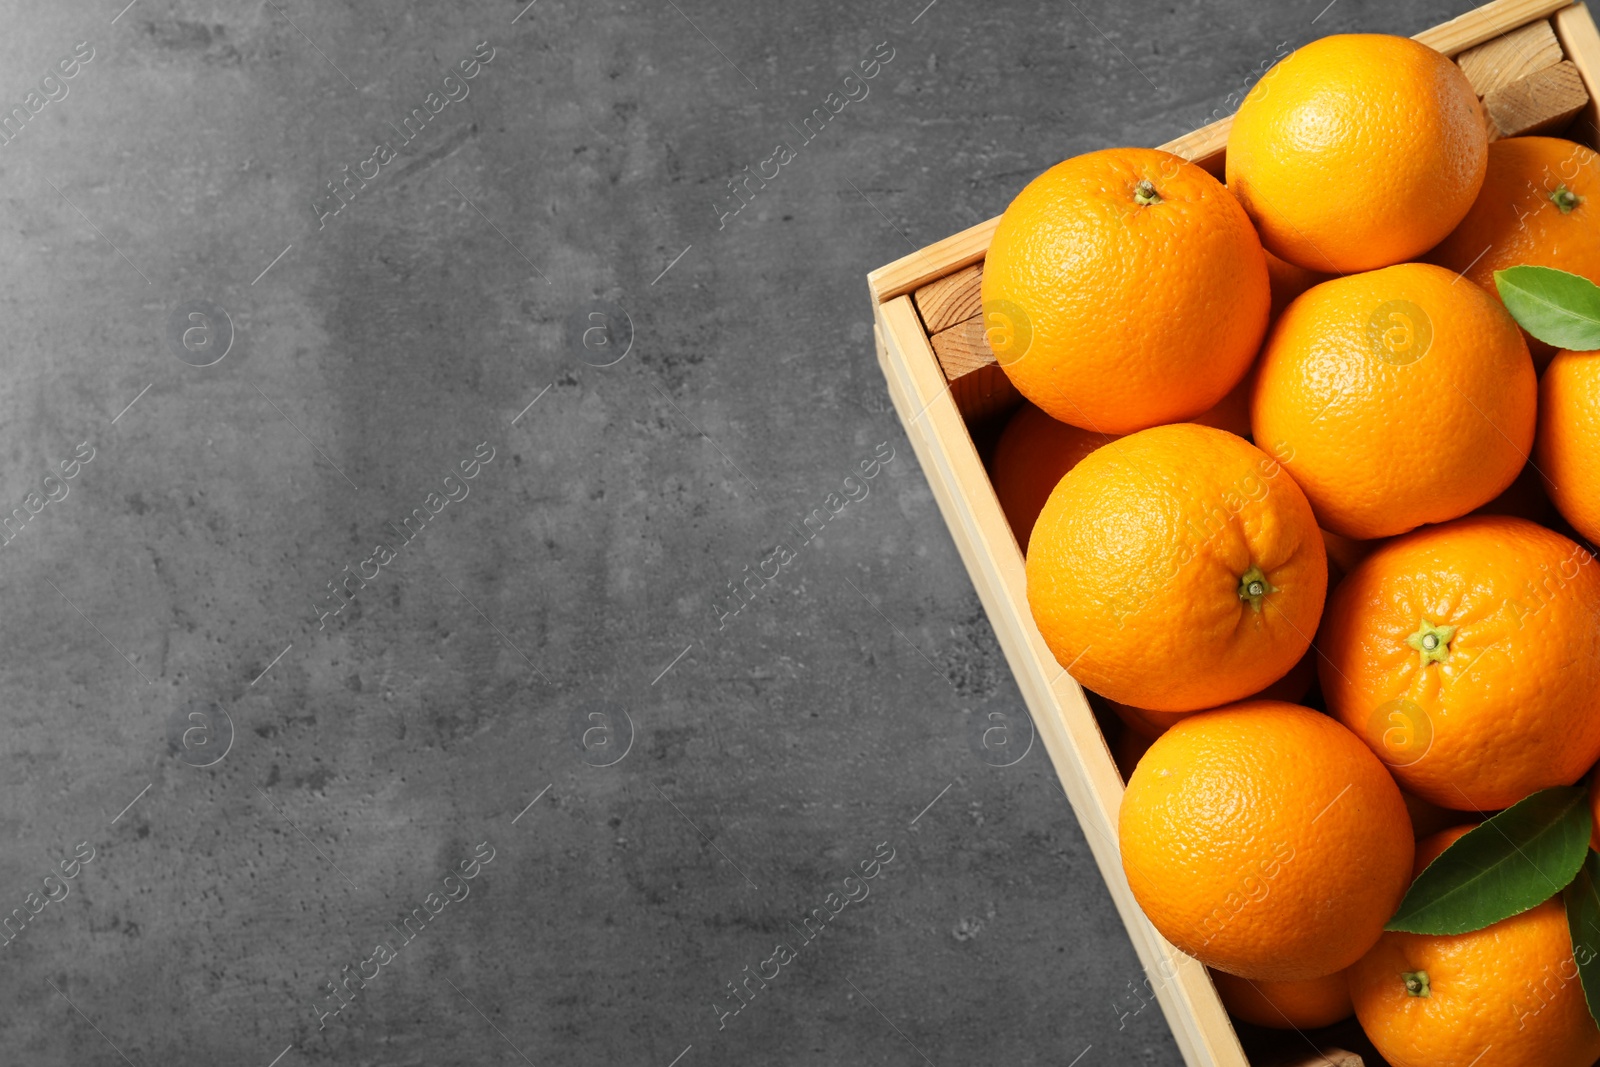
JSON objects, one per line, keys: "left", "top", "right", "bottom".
{"left": 1385, "top": 785, "right": 1591, "bottom": 935}
{"left": 1563, "top": 850, "right": 1600, "bottom": 1028}
{"left": 1495, "top": 266, "right": 1600, "bottom": 350}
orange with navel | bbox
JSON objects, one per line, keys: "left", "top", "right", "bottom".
{"left": 1319, "top": 515, "right": 1600, "bottom": 810}
{"left": 1349, "top": 826, "right": 1600, "bottom": 1067}
{"left": 1430, "top": 136, "right": 1600, "bottom": 366}
{"left": 1028, "top": 423, "right": 1326, "bottom": 712}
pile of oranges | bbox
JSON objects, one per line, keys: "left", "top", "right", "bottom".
{"left": 984, "top": 32, "right": 1600, "bottom": 1067}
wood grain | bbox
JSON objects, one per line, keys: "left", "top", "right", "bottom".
{"left": 926, "top": 312, "right": 1019, "bottom": 423}
{"left": 928, "top": 314, "right": 993, "bottom": 378}
{"left": 913, "top": 263, "right": 984, "bottom": 334}
{"left": 1456, "top": 18, "right": 1564, "bottom": 95}
{"left": 1556, "top": 3, "right": 1600, "bottom": 144}
{"left": 1266, "top": 1049, "right": 1363, "bottom": 1067}
{"left": 1483, "top": 59, "right": 1590, "bottom": 135}
{"left": 1419, "top": 0, "right": 1577, "bottom": 56}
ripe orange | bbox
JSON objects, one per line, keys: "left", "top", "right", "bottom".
{"left": 1349, "top": 826, "right": 1600, "bottom": 1067}
{"left": 1319, "top": 515, "right": 1600, "bottom": 811}
{"left": 1321, "top": 528, "right": 1376, "bottom": 579}
{"left": 1028, "top": 423, "right": 1326, "bottom": 711}
{"left": 1189, "top": 370, "right": 1255, "bottom": 439}
{"left": 1401, "top": 791, "right": 1461, "bottom": 843}
{"left": 982, "top": 147, "right": 1270, "bottom": 433}
{"left": 1474, "top": 459, "right": 1559, "bottom": 527}
{"left": 1265, "top": 249, "right": 1329, "bottom": 321}
{"left": 1107, "top": 646, "right": 1317, "bottom": 741}
{"left": 1226, "top": 34, "right": 1486, "bottom": 274}
{"left": 1430, "top": 137, "right": 1600, "bottom": 366}
{"left": 1184, "top": 255, "right": 1323, "bottom": 443}
{"left": 1211, "top": 968, "right": 1353, "bottom": 1030}
{"left": 1536, "top": 348, "right": 1600, "bottom": 545}
{"left": 989, "top": 403, "right": 1115, "bottom": 551}
{"left": 1251, "top": 262, "right": 1536, "bottom": 540}
{"left": 1119, "top": 700, "right": 1413, "bottom": 981}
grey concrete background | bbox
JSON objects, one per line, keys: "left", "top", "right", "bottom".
{"left": 0, "top": 0, "right": 1472, "bottom": 1064}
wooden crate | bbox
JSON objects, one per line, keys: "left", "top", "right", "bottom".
{"left": 865, "top": 2, "right": 1600, "bottom": 1065}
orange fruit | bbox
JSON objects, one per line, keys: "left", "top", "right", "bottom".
{"left": 1321, "top": 528, "right": 1376, "bottom": 578}
{"left": 989, "top": 402, "right": 1115, "bottom": 551}
{"left": 1119, "top": 700, "right": 1413, "bottom": 981}
{"left": 1028, "top": 423, "right": 1326, "bottom": 711}
{"left": 1211, "top": 968, "right": 1353, "bottom": 1030}
{"left": 1107, "top": 646, "right": 1317, "bottom": 741}
{"left": 1401, "top": 791, "right": 1462, "bottom": 842}
{"left": 1319, "top": 515, "right": 1600, "bottom": 810}
{"left": 1265, "top": 249, "right": 1329, "bottom": 320}
{"left": 1251, "top": 262, "right": 1536, "bottom": 540}
{"left": 1188, "top": 368, "right": 1255, "bottom": 439}
{"left": 982, "top": 147, "right": 1270, "bottom": 433}
{"left": 1430, "top": 137, "right": 1600, "bottom": 366}
{"left": 1226, "top": 34, "right": 1486, "bottom": 274}
{"left": 1179, "top": 254, "right": 1329, "bottom": 443}
{"left": 1473, "top": 458, "right": 1558, "bottom": 528}
{"left": 1349, "top": 826, "right": 1600, "bottom": 1067}
{"left": 1536, "top": 348, "right": 1600, "bottom": 545}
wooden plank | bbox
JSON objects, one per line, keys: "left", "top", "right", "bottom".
{"left": 1483, "top": 59, "right": 1590, "bottom": 135}
{"left": 1161, "top": 120, "right": 1229, "bottom": 176}
{"left": 1264, "top": 1050, "right": 1362, "bottom": 1067}
{"left": 867, "top": 216, "right": 1000, "bottom": 306}
{"left": 927, "top": 314, "right": 1021, "bottom": 423}
{"left": 913, "top": 263, "right": 984, "bottom": 333}
{"left": 1556, "top": 3, "right": 1600, "bottom": 143}
{"left": 874, "top": 295, "right": 1249, "bottom": 1067}
{"left": 1416, "top": 0, "right": 1577, "bottom": 56}
{"left": 928, "top": 314, "right": 993, "bottom": 379}
{"left": 1455, "top": 18, "right": 1564, "bottom": 94}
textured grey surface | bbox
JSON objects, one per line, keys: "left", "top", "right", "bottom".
{"left": 0, "top": 1, "right": 1474, "bottom": 1064}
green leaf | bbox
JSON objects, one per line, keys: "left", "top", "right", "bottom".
{"left": 1495, "top": 266, "right": 1600, "bottom": 351}
{"left": 1563, "top": 850, "right": 1600, "bottom": 1028}
{"left": 1385, "top": 785, "right": 1591, "bottom": 935}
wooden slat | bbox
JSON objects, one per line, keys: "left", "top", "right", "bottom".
{"left": 1483, "top": 59, "right": 1590, "bottom": 134}
{"left": 1556, "top": 3, "right": 1600, "bottom": 142}
{"left": 1416, "top": 0, "right": 1578, "bottom": 55}
{"left": 873, "top": 295, "right": 1249, "bottom": 1067}
{"left": 913, "top": 263, "right": 984, "bottom": 333}
{"left": 867, "top": 216, "right": 1000, "bottom": 306}
{"left": 928, "top": 314, "right": 993, "bottom": 379}
{"left": 926, "top": 313, "right": 1020, "bottom": 423}
{"left": 1160, "top": 120, "right": 1229, "bottom": 176}
{"left": 1267, "top": 1050, "right": 1362, "bottom": 1067}
{"left": 1456, "top": 18, "right": 1564, "bottom": 94}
